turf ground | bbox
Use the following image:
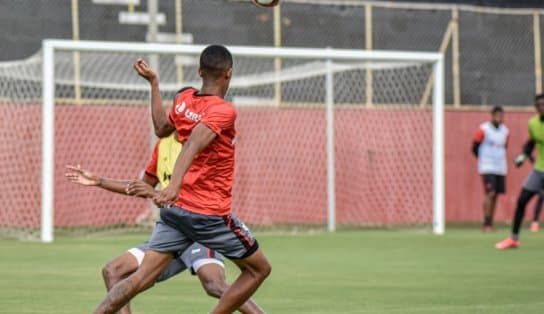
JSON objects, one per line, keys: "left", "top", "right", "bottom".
{"left": 1, "top": 228, "right": 544, "bottom": 314}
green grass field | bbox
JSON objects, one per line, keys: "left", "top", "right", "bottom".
{"left": 1, "top": 228, "right": 544, "bottom": 314}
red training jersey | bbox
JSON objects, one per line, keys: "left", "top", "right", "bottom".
{"left": 167, "top": 87, "right": 237, "bottom": 216}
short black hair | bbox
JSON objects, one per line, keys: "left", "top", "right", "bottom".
{"left": 200, "top": 45, "right": 233, "bottom": 78}
{"left": 491, "top": 106, "right": 503, "bottom": 114}
{"left": 536, "top": 94, "right": 544, "bottom": 102}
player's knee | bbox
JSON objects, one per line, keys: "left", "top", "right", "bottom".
{"left": 244, "top": 259, "right": 271, "bottom": 281}
{"left": 202, "top": 279, "right": 227, "bottom": 298}
{"left": 518, "top": 189, "right": 534, "bottom": 207}
{"left": 246, "top": 259, "right": 271, "bottom": 281}
{"left": 260, "top": 260, "right": 272, "bottom": 279}
{"left": 102, "top": 263, "right": 120, "bottom": 282}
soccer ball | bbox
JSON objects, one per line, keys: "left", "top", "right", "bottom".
{"left": 251, "top": 0, "right": 280, "bottom": 7}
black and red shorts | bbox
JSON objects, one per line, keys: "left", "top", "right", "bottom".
{"left": 481, "top": 174, "right": 505, "bottom": 194}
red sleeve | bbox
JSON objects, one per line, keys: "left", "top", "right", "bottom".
{"left": 144, "top": 141, "right": 160, "bottom": 179}
{"left": 201, "top": 103, "right": 236, "bottom": 135}
{"left": 473, "top": 127, "right": 485, "bottom": 143}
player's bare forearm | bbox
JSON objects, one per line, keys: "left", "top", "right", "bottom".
{"left": 134, "top": 58, "right": 174, "bottom": 137}
{"left": 167, "top": 140, "right": 199, "bottom": 191}
{"left": 66, "top": 165, "right": 130, "bottom": 195}
{"left": 150, "top": 80, "right": 174, "bottom": 137}
{"left": 97, "top": 178, "right": 132, "bottom": 195}
{"left": 170, "top": 124, "right": 216, "bottom": 189}
{"left": 127, "top": 179, "right": 158, "bottom": 198}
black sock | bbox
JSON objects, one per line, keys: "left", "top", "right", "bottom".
{"left": 484, "top": 216, "right": 493, "bottom": 226}
{"left": 533, "top": 196, "right": 543, "bottom": 222}
{"left": 512, "top": 189, "right": 536, "bottom": 239}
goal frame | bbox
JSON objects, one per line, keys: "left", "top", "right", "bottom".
{"left": 41, "top": 39, "right": 445, "bottom": 242}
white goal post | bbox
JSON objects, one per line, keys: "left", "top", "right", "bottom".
{"left": 40, "top": 39, "right": 445, "bottom": 242}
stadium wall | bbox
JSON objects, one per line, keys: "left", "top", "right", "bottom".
{"left": 0, "top": 105, "right": 534, "bottom": 229}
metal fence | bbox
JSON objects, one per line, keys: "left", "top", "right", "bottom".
{"left": 2, "top": 0, "right": 544, "bottom": 106}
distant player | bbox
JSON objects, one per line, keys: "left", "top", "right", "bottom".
{"left": 94, "top": 45, "right": 271, "bottom": 314}
{"left": 66, "top": 132, "right": 263, "bottom": 314}
{"left": 496, "top": 94, "right": 544, "bottom": 250}
{"left": 472, "top": 106, "right": 509, "bottom": 231}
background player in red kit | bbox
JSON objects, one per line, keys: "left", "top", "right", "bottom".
{"left": 94, "top": 45, "right": 271, "bottom": 314}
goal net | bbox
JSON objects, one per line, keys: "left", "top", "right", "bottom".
{"left": 0, "top": 40, "right": 444, "bottom": 241}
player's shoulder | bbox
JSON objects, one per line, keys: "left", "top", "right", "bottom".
{"left": 529, "top": 114, "right": 541, "bottom": 127}
{"left": 174, "top": 86, "right": 197, "bottom": 99}
{"left": 206, "top": 98, "right": 237, "bottom": 115}
{"left": 479, "top": 121, "right": 490, "bottom": 129}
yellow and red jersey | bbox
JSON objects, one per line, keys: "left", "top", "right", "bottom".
{"left": 145, "top": 133, "right": 182, "bottom": 189}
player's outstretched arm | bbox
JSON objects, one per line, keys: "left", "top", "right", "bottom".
{"left": 65, "top": 165, "right": 157, "bottom": 198}
{"left": 134, "top": 58, "right": 175, "bottom": 137}
{"left": 154, "top": 123, "right": 217, "bottom": 205}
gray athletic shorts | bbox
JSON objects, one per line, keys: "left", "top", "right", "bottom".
{"left": 523, "top": 169, "right": 544, "bottom": 192}
{"left": 128, "top": 242, "right": 224, "bottom": 282}
{"left": 148, "top": 206, "right": 259, "bottom": 259}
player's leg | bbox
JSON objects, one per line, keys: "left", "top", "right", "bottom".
{"left": 481, "top": 174, "right": 498, "bottom": 231}
{"left": 212, "top": 249, "right": 271, "bottom": 314}
{"left": 197, "top": 259, "right": 266, "bottom": 314}
{"left": 489, "top": 175, "right": 505, "bottom": 230}
{"left": 155, "top": 257, "right": 187, "bottom": 283}
{"left": 94, "top": 218, "right": 191, "bottom": 314}
{"left": 510, "top": 189, "right": 536, "bottom": 238}
{"left": 531, "top": 194, "right": 543, "bottom": 232}
{"left": 175, "top": 208, "right": 270, "bottom": 314}
{"left": 496, "top": 171, "right": 540, "bottom": 249}
{"left": 102, "top": 251, "right": 140, "bottom": 290}
{"left": 183, "top": 244, "right": 265, "bottom": 314}
{"left": 94, "top": 250, "right": 174, "bottom": 314}
{"left": 101, "top": 247, "right": 145, "bottom": 314}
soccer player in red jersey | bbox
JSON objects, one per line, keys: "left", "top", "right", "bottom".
{"left": 66, "top": 133, "right": 263, "bottom": 314}
{"left": 94, "top": 45, "right": 271, "bottom": 314}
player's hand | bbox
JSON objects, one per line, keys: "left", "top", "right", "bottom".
{"left": 134, "top": 58, "right": 158, "bottom": 83}
{"left": 153, "top": 185, "right": 179, "bottom": 208}
{"left": 514, "top": 154, "right": 528, "bottom": 168}
{"left": 126, "top": 180, "right": 156, "bottom": 198}
{"left": 65, "top": 165, "right": 100, "bottom": 186}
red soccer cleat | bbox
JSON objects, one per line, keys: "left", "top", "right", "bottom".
{"left": 495, "top": 237, "right": 520, "bottom": 250}
{"left": 531, "top": 222, "right": 539, "bottom": 233}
